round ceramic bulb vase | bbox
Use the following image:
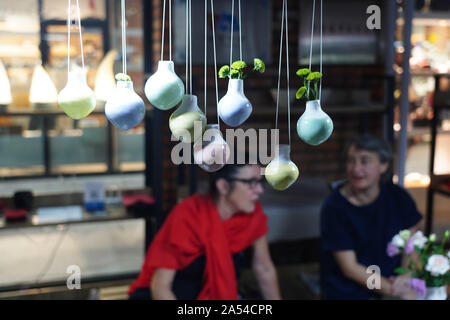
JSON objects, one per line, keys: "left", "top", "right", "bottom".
{"left": 169, "top": 94, "right": 206, "bottom": 143}
{"left": 218, "top": 79, "right": 252, "bottom": 127}
{"left": 265, "top": 145, "right": 299, "bottom": 191}
{"left": 297, "top": 100, "right": 333, "bottom": 146}
{"left": 105, "top": 80, "right": 145, "bottom": 130}
{"left": 58, "top": 70, "right": 96, "bottom": 120}
{"left": 193, "top": 124, "right": 231, "bottom": 172}
{"left": 144, "top": 60, "right": 184, "bottom": 111}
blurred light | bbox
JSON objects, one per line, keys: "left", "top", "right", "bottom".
{"left": 0, "top": 59, "right": 12, "bottom": 105}
{"left": 405, "top": 172, "right": 430, "bottom": 187}
{"left": 94, "top": 50, "right": 117, "bottom": 103}
{"left": 29, "top": 64, "right": 58, "bottom": 105}
{"left": 442, "top": 120, "right": 450, "bottom": 131}
{"left": 394, "top": 123, "right": 401, "bottom": 132}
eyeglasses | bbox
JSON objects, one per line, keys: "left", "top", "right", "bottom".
{"left": 228, "top": 178, "right": 263, "bottom": 189}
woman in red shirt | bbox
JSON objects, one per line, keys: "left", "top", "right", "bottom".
{"left": 128, "top": 160, "right": 281, "bottom": 300}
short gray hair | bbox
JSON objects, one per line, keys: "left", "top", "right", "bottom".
{"left": 344, "top": 134, "right": 393, "bottom": 183}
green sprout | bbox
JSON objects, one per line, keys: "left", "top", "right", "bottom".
{"left": 219, "top": 58, "right": 265, "bottom": 80}
{"left": 295, "top": 68, "right": 322, "bottom": 101}
{"left": 115, "top": 73, "right": 131, "bottom": 81}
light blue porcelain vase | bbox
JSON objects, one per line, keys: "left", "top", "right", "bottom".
{"left": 105, "top": 80, "right": 145, "bottom": 130}
{"left": 296, "top": 99, "right": 333, "bottom": 146}
{"left": 144, "top": 60, "right": 184, "bottom": 111}
{"left": 218, "top": 79, "right": 252, "bottom": 127}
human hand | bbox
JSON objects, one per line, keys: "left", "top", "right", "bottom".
{"left": 390, "top": 275, "right": 416, "bottom": 300}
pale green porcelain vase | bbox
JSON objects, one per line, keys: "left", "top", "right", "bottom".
{"left": 58, "top": 70, "right": 96, "bottom": 120}
{"left": 169, "top": 94, "right": 206, "bottom": 143}
{"left": 265, "top": 144, "right": 299, "bottom": 191}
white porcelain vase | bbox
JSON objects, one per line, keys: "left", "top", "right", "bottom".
{"left": 193, "top": 124, "right": 230, "bottom": 172}
{"left": 144, "top": 60, "right": 184, "bottom": 111}
{"left": 296, "top": 99, "right": 333, "bottom": 146}
{"left": 218, "top": 79, "right": 252, "bottom": 127}
{"left": 417, "top": 285, "right": 448, "bottom": 300}
{"left": 105, "top": 80, "right": 145, "bottom": 130}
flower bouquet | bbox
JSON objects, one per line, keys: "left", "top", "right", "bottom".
{"left": 387, "top": 229, "right": 450, "bottom": 300}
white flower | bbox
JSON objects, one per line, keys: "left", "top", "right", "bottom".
{"left": 400, "top": 230, "right": 411, "bottom": 241}
{"left": 411, "top": 231, "right": 428, "bottom": 249}
{"left": 425, "top": 254, "right": 450, "bottom": 277}
{"left": 392, "top": 235, "right": 405, "bottom": 248}
{"left": 429, "top": 234, "right": 436, "bottom": 242}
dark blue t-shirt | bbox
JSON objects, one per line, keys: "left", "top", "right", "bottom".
{"left": 320, "top": 182, "right": 422, "bottom": 300}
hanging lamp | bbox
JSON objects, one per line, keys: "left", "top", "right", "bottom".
{"left": 265, "top": 0, "right": 299, "bottom": 191}
{"left": 58, "top": 0, "right": 96, "bottom": 120}
{"left": 144, "top": 0, "right": 184, "bottom": 110}
{"left": 296, "top": 0, "right": 333, "bottom": 146}
{"left": 105, "top": 0, "right": 145, "bottom": 130}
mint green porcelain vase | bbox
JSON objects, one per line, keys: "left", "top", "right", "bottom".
{"left": 296, "top": 100, "right": 333, "bottom": 146}
{"left": 144, "top": 60, "right": 184, "bottom": 111}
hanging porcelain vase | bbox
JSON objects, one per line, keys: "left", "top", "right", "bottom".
{"left": 169, "top": 94, "right": 206, "bottom": 143}
{"left": 58, "top": 69, "right": 96, "bottom": 120}
{"left": 144, "top": 60, "right": 184, "bottom": 111}
{"left": 265, "top": 144, "right": 299, "bottom": 191}
{"left": 193, "top": 124, "right": 230, "bottom": 172}
{"left": 417, "top": 285, "right": 448, "bottom": 300}
{"left": 105, "top": 79, "right": 145, "bottom": 130}
{"left": 218, "top": 79, "right": 252, "bottom": 127}
{"left": 297, "top": 99, "right": 333, "bottom": 146}
{"left": 0, "top": 58, "right": 12, "bottom": 107}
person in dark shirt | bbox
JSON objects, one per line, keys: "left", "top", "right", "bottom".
{"left": 320, "top": 134, "right": 423, "bottom": 300}
{"left": 128, "top": 157, "right": 281, "bottom": 300}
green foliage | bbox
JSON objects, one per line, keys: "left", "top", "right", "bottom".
{"left": 394, "top": 267, "right": 410, "bottom": 275}
{"left": 295, "top": 67, "right": 323, "bottom": 101}
{"left": 253, "top": 58, "right": 265, "bottom": 73}
{"left": 231, "top": 60, "right": 247, "bottom": 70}
{"left": 115, "top": 73, "right": 131, "bottom": 81}
{"left": 219, "top": 58, "right": 265, "bottom": 80}
{"left": 296, "top": 86, "right": 306, "bottom": 99}
{"left": 218, "top": 65, "right": 230, "bottom": 79}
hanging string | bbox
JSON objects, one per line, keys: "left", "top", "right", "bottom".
{"left": 189, "top": 0, "right": 192, "bottom": 95}
{"left": 275, "top": 0, "right": 285, "bottom": 131}
{"left": 185, "top": 0, "right": 189, "bottom": 93}
{"left": 211, "top": 0, "right": 220, "bottom": 129}
{"left": 76, "top": 0, "right": 85, "bottom": 71}
{"left": 204, "top": 0, "right": 207, "bottom": 116}
{"left": 285, "top": 0, "right": 291, "bottom": 146}
{"left": 238, "top": 0, "right": 242, "bottom": 61}
{"left": 161, "top": 0, "right": 166, "bottom": 60}
{"left": 121, "top": 0, "right": 127, "bottom": 74}
{"left": 229, "top": 0, "right": 234, "bottom": 67}
{"left": 67, "top": 0, "right": 71, "bottom": 75}
{"left": 307, "top": 0, "right": 316, "bottom": 96}
{"left": 319, "top": 0, "right": 323, "bottom": 100}
{"left": 169, "top": 0, "right": 172, "bottom": 61}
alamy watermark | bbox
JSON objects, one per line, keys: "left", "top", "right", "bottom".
{"left": 366, "top": 5, "right": 381, "bottom": 30}
{"left": 366, "top": 265, "right": 381, "bottom": 290}
{"left": 66, "top": 265, "right": 81, "bottom": 290}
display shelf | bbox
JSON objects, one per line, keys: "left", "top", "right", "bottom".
{"left": 426, "top": 74, "right": 450, "bottom": 235}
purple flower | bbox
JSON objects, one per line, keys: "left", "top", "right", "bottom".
{"left": 404, "top": 237, "right": 414, "bottom": 255}
{"left": 387, "top": 242, "right": 400, "bottom": 257}
{"left": 409, "top": 278, "right": 427, "bottom": 297}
